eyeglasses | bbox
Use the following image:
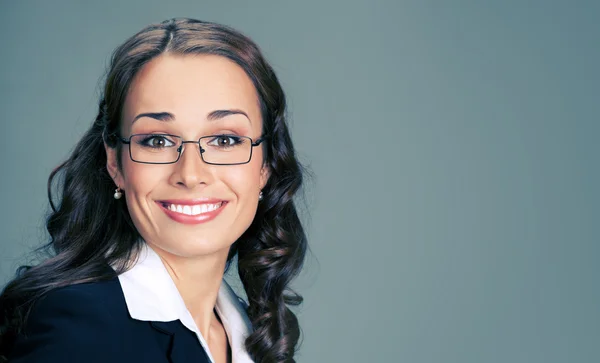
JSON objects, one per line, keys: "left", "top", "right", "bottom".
{"left": 117, "top": 133, "right": 266, "bottom": 165}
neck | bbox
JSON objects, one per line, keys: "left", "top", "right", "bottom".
{"left": 146, "top": 242, "right": 230, "bottom": 339}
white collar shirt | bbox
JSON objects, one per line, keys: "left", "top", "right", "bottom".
{"left": 117, "top": 243, "right": 254, "bottom": 363}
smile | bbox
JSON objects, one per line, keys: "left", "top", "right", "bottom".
{"left": 156, "top": 199, "right": 227, "bottom": 224}
{"left": 165, "top": 202, "right": 223, "bottom": 215}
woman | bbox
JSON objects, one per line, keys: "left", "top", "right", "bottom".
{"left": 0, "top": 18, "right": 307, "bottom": 363}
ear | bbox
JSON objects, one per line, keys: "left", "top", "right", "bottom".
{"left": 104, "top": 142, "right": 124, "bottom": 188}
{"left": 259, "top": 163, "right": 271, "bottom": 190}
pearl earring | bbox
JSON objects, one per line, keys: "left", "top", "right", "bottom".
{"left": 258, "top": 190, "right": 264, "bottom": 201}
{"left": 114, "top": 187, "right": 123, "bottom": 200}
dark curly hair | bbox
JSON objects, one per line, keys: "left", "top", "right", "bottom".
{"left": 0, "top": 18, "right": 307, "bottom": 363}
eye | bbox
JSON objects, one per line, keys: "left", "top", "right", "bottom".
{"left": 207, "top": 135, "right": 244, "bottom": 148}
{"left": 136, "top": 134, "right": 177, "bottom": 148}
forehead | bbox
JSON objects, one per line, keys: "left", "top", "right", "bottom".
{"left": 122, "top": 54, "right": 261, "bottom": 128}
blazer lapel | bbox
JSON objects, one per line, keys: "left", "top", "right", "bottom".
{"left": 150, "top": 321, "right": 212, "bottom": 363}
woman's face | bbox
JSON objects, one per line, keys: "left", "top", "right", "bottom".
{"left": 106, "top": 54, "right": 268, "bottom": 259}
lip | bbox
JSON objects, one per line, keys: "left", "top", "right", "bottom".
{"left": 157, "top": 198, "right": 224, "bottom": 205}
{"left": 156, "top": 199, "right": 227, "bottom": 225}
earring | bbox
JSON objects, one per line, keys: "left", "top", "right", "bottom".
{"left": 258, "top": 190, "right": 264, "bottom": 201}
{"left": 113, "top": 187, "right": 123, "bottom": 200}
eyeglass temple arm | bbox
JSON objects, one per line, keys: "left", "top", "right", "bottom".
{"left": 252, "top": 136, "right": 268, "bottom": 147}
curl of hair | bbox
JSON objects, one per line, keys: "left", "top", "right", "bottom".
{"left": 0, "top": 18, "right": 307, "bottom": 363}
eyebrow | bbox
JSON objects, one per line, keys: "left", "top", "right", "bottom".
{"left": 131, "top": 109, "right": 251, "bottom": 124}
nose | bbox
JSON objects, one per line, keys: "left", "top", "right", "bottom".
{"left": 170, "top": 141, "right": 213, "bottom": 189}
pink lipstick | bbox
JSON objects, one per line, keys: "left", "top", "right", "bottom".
{"left": 156, "top": 199, "right": 227, "bottom": 224}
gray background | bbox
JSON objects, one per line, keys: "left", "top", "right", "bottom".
{"left": 1, "top": 0, "right": 599, "bottom": 362}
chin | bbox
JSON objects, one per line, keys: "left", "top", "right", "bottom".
{"left": 153, "top": 237, "right": 233, "bottom": 258}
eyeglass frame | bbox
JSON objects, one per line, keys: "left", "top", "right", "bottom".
{"left": 115, "top": 133, "right": 267, "bottom": 166}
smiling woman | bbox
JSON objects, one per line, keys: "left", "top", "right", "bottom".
{"left": 0, "top": 18, "right": 307, "bottom": 363}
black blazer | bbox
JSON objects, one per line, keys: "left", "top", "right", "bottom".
{"left": 9, "top": 277, "right": 212, "bottom": 362}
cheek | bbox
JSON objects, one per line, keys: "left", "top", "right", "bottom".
{"left": 224, "top": 161, "right": 264, "bottom": 200}
{"left": 121, "top": 159, "right": 165, "bottom": 195}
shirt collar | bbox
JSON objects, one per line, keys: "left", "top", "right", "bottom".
{"left": 117, "top": 243, "right": 254, "bottom": 363}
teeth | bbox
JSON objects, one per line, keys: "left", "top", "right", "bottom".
{"left": 167, "top": 202, "right": 222, "bottom": 216}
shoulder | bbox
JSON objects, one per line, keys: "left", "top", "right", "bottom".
{"left": 39, "top": 277, "right": 122, "bottom": 305}
{"left": 29, "top": 277, "right": 128, "bottom": 325}
{"left": 9, "top": 278, "right": 129, "bottom": 362}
